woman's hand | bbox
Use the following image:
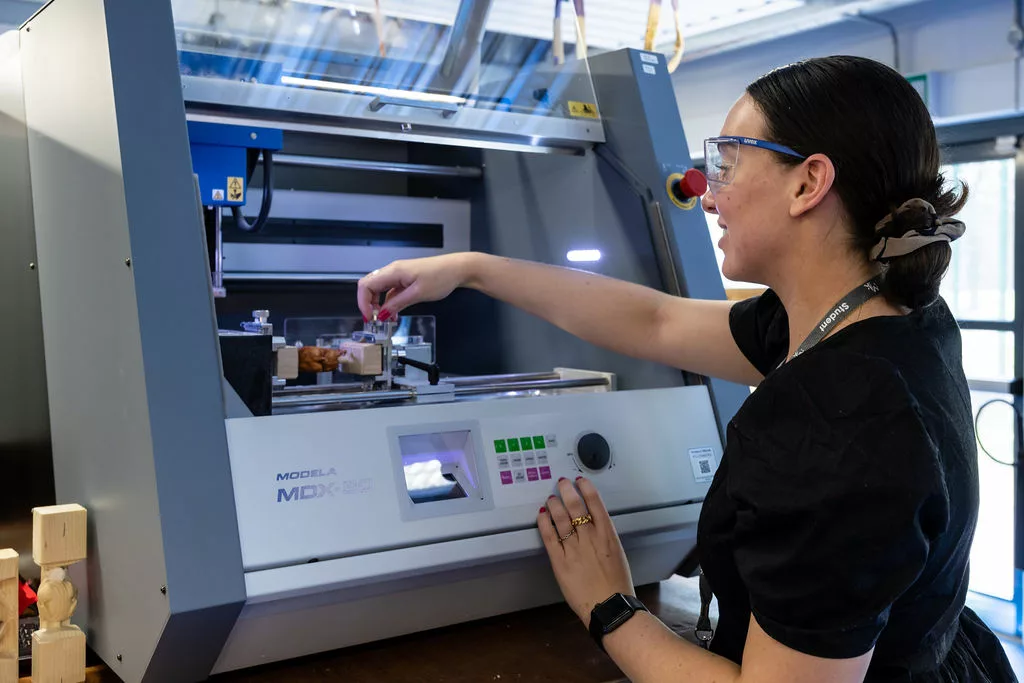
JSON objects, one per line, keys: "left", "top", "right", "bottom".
{"left": 538, "top": 477, "right": 635, "bottom": 627}
{"left": 356, "top": 254, "right": 478, "bottom": 321}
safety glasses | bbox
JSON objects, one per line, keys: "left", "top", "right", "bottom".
{"left": 704, "top": 136, "right": 806, "bottom": 191}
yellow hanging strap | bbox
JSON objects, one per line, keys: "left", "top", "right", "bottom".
{"left": 554, "top": 0, "right": 586, "bottom": 64}
{"left": 644, "top": 0, "right": 685, "bottom": 73}
{"left": 666, "top": 0, "right": 684, "bottom": 72}
{"left": 644, "top": 0, "right": 661, "bottom": 51}
{"left": 373, "top": 0, "right": 387, "bottom": 57}
{"left": 574, "top": 0, "right": 587, "bottom": 60}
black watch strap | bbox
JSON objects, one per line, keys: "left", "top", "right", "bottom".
{"left": 589, "top": 593, "right": 648, "bottom": 652}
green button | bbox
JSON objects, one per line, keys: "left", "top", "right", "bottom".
{"left": 533, "top": 436, "right": 545, "bottom": 449}
{"left": 494, "top": 439, "right": 507, "bottom": 453}
{"left": 520, "top": 437, "right": 533, "bottom": 450}
{"left": 507, "top": 439, "right": 520, "bottom": 452}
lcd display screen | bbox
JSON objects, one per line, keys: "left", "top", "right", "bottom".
{"left": 398, "top": 430, "right": 479, "bottom": 505}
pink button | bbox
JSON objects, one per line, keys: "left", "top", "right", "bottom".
{"left": 539, "top": 466, "right": 552, "bottom": 480}
{"left": 526, "top": 468, "right": 539, "bottom": 482}
{"left": 500, "top": 471, "right": 513, "bottom": 485}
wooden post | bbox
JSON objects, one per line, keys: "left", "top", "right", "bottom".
{"left": 31, "top": 504, "right": 87, "bottom": 683}
{"left": 0, "top": 549, "right": 18, "bottom": 683}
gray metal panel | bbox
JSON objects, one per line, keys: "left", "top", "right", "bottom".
{"left": 21, "top": 0, "right": 245, "bottom": 680}
{"left": 20, "top": 4, "right": 171, "bottom": 678}
{"left": 478, "top": 147, "right": 686, "bottom": 391}
{"left": 588, "top": 48, "right": 750, "bottom": 430}
{"left": 213, "top": 523, "right": 693, "bottom": 672}
{"left": 0, "top": 29, "right": 48, "bottom": 450}
{"left": 181, "top": 75, "right": 604, "bottom": 151}
{"left": 101, "top": 0, "right": 246, "bottom": 671}
{"left": 0, "top": 27, "right": 52, "bottom": 582}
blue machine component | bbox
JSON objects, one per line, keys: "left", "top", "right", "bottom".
{"left": 187, "top": 121, "right": 282, "bottom": 208}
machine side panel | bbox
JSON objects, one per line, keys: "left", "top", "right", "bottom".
{"left": 588, "top": 48, "right": 752, "bottom": 430}
{"left": 0, "top": 30, "right": 54, "bottom": 576}
{"left": 0, "top": 31, "right": 49, "bottom": 451}
{"left": 104, "top": 0, "right": 246, "bottom": 678}
{"left": 21, "top": 0, "right": 246, "bottom": 680}
{"left": 478, "top": 148, "right": 683, "bottom": 391}
{"left": 19, "top": 3, "right": 172, "bottom": 681}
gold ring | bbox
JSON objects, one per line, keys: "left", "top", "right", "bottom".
{"left": 571, "top": 514, "right": 593, "bottom": 528}
{"left": 558, "top": 528, "right": 576, "bottom": 543}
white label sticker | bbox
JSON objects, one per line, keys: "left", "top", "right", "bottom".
{"left": 642, "top": 64, "right": 656, "bottom": 75}
{"left": 212, "top": 189, "right": 225, "bottom": 200}
{"left": 689, "top": 447, "right": 718, "bottom": 484}
{"left": 640, "top": 53, "right": 659, "bottom": 64}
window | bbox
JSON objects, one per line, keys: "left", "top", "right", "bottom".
{"left": 940, "top": 159, "right": 1015, "bottom": 321}
{"left": 941, "top": 157, "right": 1018, "bottom": 604}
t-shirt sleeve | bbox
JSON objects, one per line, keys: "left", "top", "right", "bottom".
{"left": 728, "top": 289, "right": 790, "bottom": 377}
{"left": 727, "top": 354, "right": 950, "bottom": 659}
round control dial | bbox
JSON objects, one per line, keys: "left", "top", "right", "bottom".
{"left": 576, "top": 432, "right": 611, "bottom": 471}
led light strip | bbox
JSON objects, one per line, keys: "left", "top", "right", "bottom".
{"left": 280, "top": 75, "right": 468, "bottom": 105}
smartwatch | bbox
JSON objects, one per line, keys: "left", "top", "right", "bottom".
{"left": 588, "top": 593, "right": 648, "bottom": 652}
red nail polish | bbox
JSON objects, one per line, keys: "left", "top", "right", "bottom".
{"left": 539, "top": 507, "right": 546, "bottom": 513}
{"left": 379, "top": 309, "right": 391, "bottom": 321}
{"left": 576, "top": 476, "right": 583, "bottom": 481}
{"left": 558, "top": 477, "right": 567, "bottom": 482}
{"left": 362, "top": 315, "right": 369, "bottom": 323}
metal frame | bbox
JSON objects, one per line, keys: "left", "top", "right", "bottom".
{"left": 937, "top": 120, "right": 1024, "bottom": 636}
{"left": 1014, "top": 144, "right": 1024, "bottom": 636}
{"left": 181, "top": 74, "right": 605, "bottom": 153}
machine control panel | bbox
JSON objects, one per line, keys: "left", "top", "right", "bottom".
{"left": 494, "top": 434, "right": 556, "bottom": 485}
{"left": 575, "top": 432, "right": 611, "bottom": 471}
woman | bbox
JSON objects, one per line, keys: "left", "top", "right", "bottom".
{"left": 356, "top": 56, "right": 1017, "bottom": 682}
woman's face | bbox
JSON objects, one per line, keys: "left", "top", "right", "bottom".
{"left": 701, "top": 95, "right": 802, "bottom": 285}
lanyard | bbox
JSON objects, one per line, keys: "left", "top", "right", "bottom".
{"left": 696, "top": 276, "right": 883, "bottom": 649}
{"left": 787, "top": 276, "right": 883, "bottom": 363}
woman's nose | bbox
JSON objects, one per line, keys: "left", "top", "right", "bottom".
{"left": 701, "top": 189, "right": 718, "bottom": 214}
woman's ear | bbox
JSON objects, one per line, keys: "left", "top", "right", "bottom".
{"left": 789, "top": 153, "right": 836, "bottom": 218}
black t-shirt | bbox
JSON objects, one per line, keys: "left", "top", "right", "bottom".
{"left": 697, "top": 290, "right": 1017, "bottom": 681}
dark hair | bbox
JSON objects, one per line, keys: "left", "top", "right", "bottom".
{"left": 746, "top": 55, "right": 968, "bottom": 309}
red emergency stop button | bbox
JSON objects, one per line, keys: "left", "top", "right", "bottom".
{"left": 674, "top": 169, "right": 708, "bottom": 199}
{"left": 667, "top": 169, "right": 707, "bottom": 209}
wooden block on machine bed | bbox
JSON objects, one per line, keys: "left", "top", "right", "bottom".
{"left": 340, "top": 342, "right": 384, "bottom": 376}
{"left": 275, "top": 346, "right": 299, "bottom": 380}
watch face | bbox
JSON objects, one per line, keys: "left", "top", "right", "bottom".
{"left": 594, "top": 594, "right": 634, "bottom": 630}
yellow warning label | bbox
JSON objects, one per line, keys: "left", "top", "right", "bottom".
{"left": 227, "top": 177, "right": 244, "bottom": 202}
{"left": 568, "top": 101, "right": 599, "bottom": 119}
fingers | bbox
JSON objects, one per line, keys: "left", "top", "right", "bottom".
{"left": 575, "top": 477, "right": 610, "bottom": 530}
{"left": 537, "top": 506, "right": 563, "bottom": 556}
{"left": 378, "top": 284, "right": 420, "bottom": 318}
{"left": 546, "top": 486, "right": 576, "bottom": 543}
{"left": 557, "top": 477, "right": 589, "bottom": 521}
{"left": 357, "top": 264, "right": 405, "bottom": 320}
{"left": 356, "top": 272, "right": 382, "bottom": 322}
